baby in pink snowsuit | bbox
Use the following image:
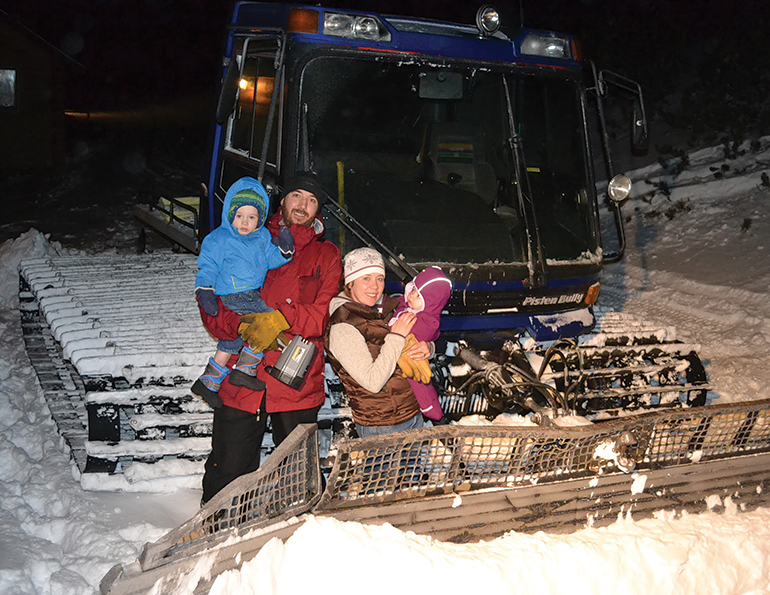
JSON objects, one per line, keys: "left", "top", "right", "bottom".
{"left": 389, "top": 266, "right": 452, "bottom": 421}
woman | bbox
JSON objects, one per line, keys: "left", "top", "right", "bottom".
{"left": 324, "top": 247, "right": 432, "bottom": 437}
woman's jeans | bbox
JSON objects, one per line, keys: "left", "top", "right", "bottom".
{"left": 216, "top": 289, "right": 272, "bottom": 354}
{"left": 351, "top": 413, "right": 425, "bottom": 494}
{"left": 355, "top": 412, "right": 423, "bottom": 438}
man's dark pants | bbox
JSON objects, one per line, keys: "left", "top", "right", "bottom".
{"left": 201, "top": 396, "right": 321, "bottom": 503}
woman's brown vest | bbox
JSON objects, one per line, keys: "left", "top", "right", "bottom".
{"left": 324, "top": 295, "right": 419, "bottom": 427}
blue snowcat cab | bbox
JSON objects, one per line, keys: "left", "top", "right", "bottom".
{"left": 200, "top": 3, "right": 647, "bottom": 345}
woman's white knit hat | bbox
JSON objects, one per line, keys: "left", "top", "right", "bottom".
{"left": 344, "top": 247, "right": 385, "bottom": 285}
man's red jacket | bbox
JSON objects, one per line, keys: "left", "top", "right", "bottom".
{"left": 198, "top": 212, "right": 342, "bottom": 414}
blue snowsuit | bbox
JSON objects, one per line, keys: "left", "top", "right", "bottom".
{"left": 195, "top": 177, "right": 289, "bottom": 296}
{"left": 195, "top": 177, "right": 290, "bottom": 353}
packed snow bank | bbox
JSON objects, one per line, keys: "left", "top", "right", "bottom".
{"left": 0, "top": 229, "right": 60, "bottom": 310}
{"left": 210, "top": 511, "right": 770, "bottom": 595}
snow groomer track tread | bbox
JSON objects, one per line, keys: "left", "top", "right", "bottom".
{"left": 19, "top": 255, "right": 218, "bottom": 490}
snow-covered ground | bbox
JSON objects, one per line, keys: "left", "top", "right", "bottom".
{"left": 2, "top": 137, "right": 770, "bottom": 594}
{"left": 0, "top": 235, "right": 203, "bottom": 594}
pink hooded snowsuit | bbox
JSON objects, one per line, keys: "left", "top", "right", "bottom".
{"left": 390, "top": 267, "right": 452, "bottom": 421}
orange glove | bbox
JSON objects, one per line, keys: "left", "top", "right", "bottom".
{"left": 238, "top": 310, "right": 291, "bottom": 352}
{"left": 397, "top": 334, "right": 432, "bottom": 384}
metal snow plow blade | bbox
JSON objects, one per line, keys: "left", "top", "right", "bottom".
{"left": 103, "top": 400, "right": 770, "bottom": 595}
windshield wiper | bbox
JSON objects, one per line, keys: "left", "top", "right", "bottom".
{"left": 503, "top": 77, "right": 547, "bottom": 289}
{"left": 323, "top": 201, "right": 418, "bottom": 282}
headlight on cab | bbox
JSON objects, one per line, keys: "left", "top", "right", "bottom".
{"left": 323, "top": 12, "right": 391, "bottom": 42}
{"left": 521, "top": 33, "right": 572, "bottom": 59}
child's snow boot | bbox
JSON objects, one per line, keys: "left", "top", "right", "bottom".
{"left": 229, "top": 345, "right": 266, "bottom": 391}
{"left": 191, "top": 358, "right": 229, "bottom": 408}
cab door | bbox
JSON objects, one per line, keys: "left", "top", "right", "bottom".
{"left": 208, "top": 35, "right": 284, "bottom": 230}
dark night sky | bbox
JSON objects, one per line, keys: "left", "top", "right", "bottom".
{"left": 2, "top": 0, "right": 767, "bottom": 136}
{"left": 2, "top": 0, "right": 232, "bottom": 107}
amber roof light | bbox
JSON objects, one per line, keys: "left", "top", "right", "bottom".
{"left": 288, "top": 8, "right": 319, "bottom": 34}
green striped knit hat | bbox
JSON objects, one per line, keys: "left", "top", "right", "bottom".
{"left": 228, "top": 187, "right": 268, "bottom": 230}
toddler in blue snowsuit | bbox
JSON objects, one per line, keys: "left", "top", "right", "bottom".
{"left": 192, "top": 177, "right": 293, "bottom": 408}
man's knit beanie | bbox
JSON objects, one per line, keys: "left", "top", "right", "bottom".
{"left": 282, "top": 172, "right": 328, "bottom": 205}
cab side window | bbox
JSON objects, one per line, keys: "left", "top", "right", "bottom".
{"left": 226, "top": 51, "right": 281, "bottom": 168}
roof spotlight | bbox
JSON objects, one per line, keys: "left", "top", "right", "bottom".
{"left": 475, "top": 5, "right": 500, "bottom": 37}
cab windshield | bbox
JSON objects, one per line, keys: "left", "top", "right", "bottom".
{"left": 301, "top": 56, "right": 599, "bottom": 268}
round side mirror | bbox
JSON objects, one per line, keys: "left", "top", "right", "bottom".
{"left": 607, "top": 174, "right": 632, "bottom": 202}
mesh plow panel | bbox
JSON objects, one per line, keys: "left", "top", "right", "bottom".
{"left": 141, "top": 424, "right": 321, "bottom": 569}
{"left": 320, "top": 399, "right": 770, "bottom": 510}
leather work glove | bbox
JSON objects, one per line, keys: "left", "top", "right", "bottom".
{"left": 271, "top": 226, "right": 295, "bottom": 258}
{"left": 266, "top": 332, "right": 291, "bottom": 352}
{"left": 238, "top": 310, "right": 291, "bottom": 352}
{"left": 397, "top": 334, "right": 432, "bottom": 384}
{"left": 196, "top": 287, "right": 218, "bottom": 316}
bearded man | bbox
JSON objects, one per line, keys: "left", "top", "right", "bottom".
{"left": 197, "top": 172, "right": 342, "bottom": 503}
